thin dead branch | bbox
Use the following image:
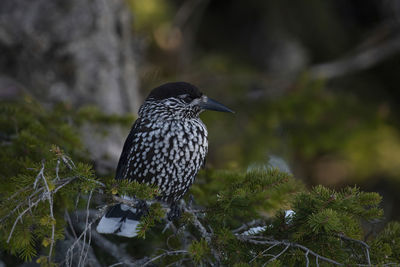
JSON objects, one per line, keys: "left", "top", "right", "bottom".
{"left": 181, "top": 200, "right": 221, "bottom": 265}
{"left": 142, "top": 250, "right": 188, "bottom": 267}
{"left": 309, "top": 35, "right": 400, "bottom": 80}
{"left": 262, "top": 243, "right": 290, "bottom": 266}
{"left": 65, "top": 199, "right": 106, "bottom": 267}
{"left": 232, "top": 219, "right": 266, "bottom": 234}
{"left": 238, "top": 235, "right": 344, "bottom": 266}
{"left": 338, "top": 234, "right": 371, "bottom": 265}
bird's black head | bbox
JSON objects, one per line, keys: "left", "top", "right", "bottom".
{"left": 140, "top": 82, "right": 233, "bottom": 120}
{"left": 147, "top": 82, "right": 203, "bottom": 103}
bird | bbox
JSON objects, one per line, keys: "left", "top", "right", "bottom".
{"left": 96, "top": 82, "right": 233, "bottom": 237}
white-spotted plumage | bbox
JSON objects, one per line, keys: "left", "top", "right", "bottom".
{"left": 118, "top": 107, "right": 208, "bottom": 202}
{"left": 97, "top": 82, "right": 231, "bottom": 237}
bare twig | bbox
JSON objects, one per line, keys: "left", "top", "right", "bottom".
{"left": 263, "top": 243, "right": 290, "bottom": 266}
{"left": 55, "top": 159, "right": 61, "bottom": 181}
{"left": 232, "top": 219, "right": 266, "bottom": 234}
{"left": 66, "top": 222, "right": 96, "bottom": 267}
{"left": 77, "top": 190, "right": 93, "bottom": 267}
{"left": 68, "top": 214, "right": 146, "bottom": 267}
{"left": 64, "top": 231, "right": 102, "bottom": 267}
{"left": 5, "top": 175, "right": 78, "bottom": 243}
{"left": 182, "top": 201, "right": 221, "bottom": 265}
{"left": 61, "top": 155, "right": 75, "bottom": 170}
{"left": 39, "top": 162, "right": 56, "bottom": 261}
{"left": 238, "top": 235, "right": 344, "bottom": 266}
{"left": 6, "top": 192, "right": 44, "bottom": 243}
{"left": 1, "top": 187, "right": 45, "bottom": 224}
{"left": 182, "top": 204, "right": 210, "bottom": 242}
{"left": 65, "top": 203, "right": 107, "bottom": 267}
{"left": 165, "top": 257, "right": 191, "bottom": 267}
{"left": 6, "top": 185, "right": 33, "bottom": 201}
{"left": 65, "top": 210, "right": 78, "bottom": 239}
{"left": 2, "top": 155, "right": 106, "bottom": 266}
{"left": 249, "top": 242, "right": 280, "bottom": 263}
{"left": 142, "top": 250, "right": 188, "bottom": 267}
{"left": 305, "top": 250, "right": 310, "bottom": 267}
{"left": 309, "top": 35, "right": 400, "bottom": 80}
{"left": 338, "top": 234, "right": 371, "bottom": 265}
{"left": 33, "top": 161, "right": 46, "bottom": 189}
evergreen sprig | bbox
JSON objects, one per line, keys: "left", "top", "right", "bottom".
{"left": 1, "top": 99, "right": 399, "bottom": 266}
{"left": 105, "top": 178, "right": 159, "bottom": 200}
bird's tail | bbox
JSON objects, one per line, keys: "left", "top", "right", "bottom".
{"left": 96, "top": 202, "right": 142, "bottom": 238}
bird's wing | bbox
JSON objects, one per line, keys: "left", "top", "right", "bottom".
{"left": 115, "top": 118, "right": 155, "bottom": 181}
{"left": 115, "top": 119, "right": 138, "bottom": 180}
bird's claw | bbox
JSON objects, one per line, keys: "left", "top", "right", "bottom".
{"left": 167, "top": 203, "right": 182, "bottom": 221}
{"left": 137, "top": 199, "right": 149, "bottom": 216}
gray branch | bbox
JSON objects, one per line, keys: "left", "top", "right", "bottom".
{"left": 238, "top": 235, "right": 344, "bottom": 266}
{"left": 182, "top": 200, "right": 221, "bottom": 265}
{"left": 309, "top": 35, "right": 400, "bottom": 80}
{"left": 337, "top": 234, "right": 371, "bottom": 266}
{"left": 232, "top": 219, "right": 266, "bottom": 234}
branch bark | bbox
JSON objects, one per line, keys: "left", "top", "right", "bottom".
{"left": 182, "top": 201, "right": 221, "bottom": 266}
{"left": 309, "top": 35, "right": 400, "bottom": 80}
{"left": 237, "top": 235, "right": 344, "bottom": 266}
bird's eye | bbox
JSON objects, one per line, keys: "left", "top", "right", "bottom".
{"left": 178, "top": 94, "right": 193, "bottom": 102}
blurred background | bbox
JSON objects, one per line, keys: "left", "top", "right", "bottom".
{"left": 1, "top": 0, "right": 400, "bottom": 222}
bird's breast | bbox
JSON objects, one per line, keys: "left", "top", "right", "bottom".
{"left": 133, "top": 118, "right": 208, "bottom": 202}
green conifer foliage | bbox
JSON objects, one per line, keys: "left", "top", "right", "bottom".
{"left": 370, "top": 221, "right": 400, "bottom": 263}
{"left": 1, "top": 98, "right": 399, "bottom": 266}
{"left": 0, "top": 98, "right": 147, "bottom": 264}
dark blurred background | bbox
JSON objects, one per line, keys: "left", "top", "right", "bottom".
{"left": 1, "top": 0, "right": 400, "bottom": 221}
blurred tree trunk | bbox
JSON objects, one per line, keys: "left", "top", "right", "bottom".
{"left": 0, "top": 0, "right": 140, "bottom": 115}
{"left": 0, "top": 0, "right": 142, "bottom": 174}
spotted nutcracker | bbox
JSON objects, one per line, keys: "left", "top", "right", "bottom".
{"left": 96, "top": 82, "right": 233, "bottom": 237}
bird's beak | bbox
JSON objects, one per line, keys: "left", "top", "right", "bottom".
{"left": 199, "top": 96, "right": 234, "bottom": 113}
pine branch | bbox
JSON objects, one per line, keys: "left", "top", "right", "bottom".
{"left": 60, "top": 154, "right": 76, "bottom": 171}
{"left": 1, "top": 154, "right": 105, "bottom": 265}
{"left": 2, "top": 146, "right": 395, "bottom": 266}
{"left": 249, "top": 242, "right": 280, "bottom": 263}
{"left": 112, "top": 195, "right": 168, "bottom": 209}
{"left": 0, "top": 187, "right": 44, "bottom": 224}
{"left": 337, "top": 234, "right": 371, "bottom": 265}
{"left": 5, "top": 172, "right": 76, "bottom": 243}
{"left": 64, "top": 231, "right": 102, "bottom": 267}
{"left": 181, "top": 200, "right": 221, "bottom": 265}
{"left": 263, "top": 243, "right": 290, "bottom": 266}
{"left": 69, "top": 209, "right": 162, "bottom": 267}
{"left": 237, "top": 235, "right": 344, "bottom": 266}
{"left": 6, "top": 192, "right": 44, "bottom": 243}
{"left": 142, "top": 250, "right": 189, "bottom": 267}
{"left": 65, "top": 193, "right": 105, "bottom": 267}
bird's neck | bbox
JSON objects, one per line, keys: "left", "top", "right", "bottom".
{"left": 138, "top": 102, "right": 201, "bottom": 121}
